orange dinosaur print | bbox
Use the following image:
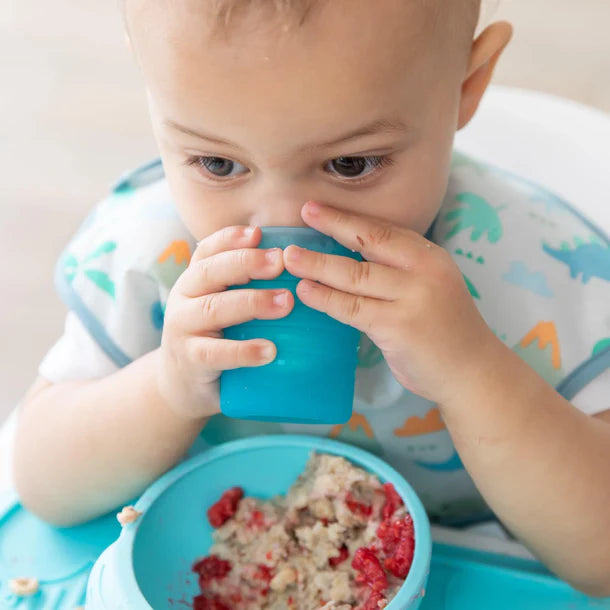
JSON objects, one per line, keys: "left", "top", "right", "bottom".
{"left": 519, "top": 321, "right": 561, "bottom": 370}
{"left": 158, "top": 240, "right": 191, "bottom": 265}
{"left": 330, "top": 412, "right": 374, "bottom": 439}
{"left": 393, "top": 407, "right": 446, "bottom": 437}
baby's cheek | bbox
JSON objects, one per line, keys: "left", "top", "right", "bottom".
{"left": 164, "top": 179, "right": 232, "bottom": 240}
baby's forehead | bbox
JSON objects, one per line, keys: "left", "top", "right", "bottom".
{"left": 125, "top": 0, "right": 480, "bottom": 124}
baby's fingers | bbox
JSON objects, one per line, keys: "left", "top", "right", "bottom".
{"left": 191, "top": 225, "right": 261, "bottom": 263}
{"left": 186, "top": 336, "right": 277, "bottom": 370}
{"left": 177, "top": 247, "right": 285, "bottom": 298}
{"left": 180, "top": 288, "right": 293, "bottom": 332}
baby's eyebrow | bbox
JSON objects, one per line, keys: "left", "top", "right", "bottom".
{"left": 296, "top": 118, "right": 410, "bottom": 153}
{"left": 163, "top": 117, "right": 409, "bottom": 152}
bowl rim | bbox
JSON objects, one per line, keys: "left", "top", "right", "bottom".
{"left": 115, "top": 434, "right": 431, "bottom": 608}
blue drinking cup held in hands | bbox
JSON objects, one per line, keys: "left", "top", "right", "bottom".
{"left": 220, "top": 227, "right": 362, "bottom": 424}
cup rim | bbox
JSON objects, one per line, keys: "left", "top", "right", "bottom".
{"left": 114, "top": 435, "right": 432, "bottom": 608}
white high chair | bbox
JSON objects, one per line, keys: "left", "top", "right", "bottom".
{"left": 1, "top": 85, "right": 609, "bottom": 544}
{"left": 455, "top": 85, "right": 610, "bottom": 231}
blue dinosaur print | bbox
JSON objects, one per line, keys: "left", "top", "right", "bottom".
{"left": 542, "top": 242, "right": 610, "bottom": 283}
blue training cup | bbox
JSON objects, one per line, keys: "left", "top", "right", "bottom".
{"left": 85, "top": 435, "right": 431, "bottom": 610}
{"left": 220, "top": 226, "right": 362, "bottom": 424}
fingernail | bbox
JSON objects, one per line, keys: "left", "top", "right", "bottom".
{"left": 265, "top": 248, "right": 280, "bottom": 263}
{"left": 286, "top": 246, "right": 301, "bottom": 262}
{"left": 243, "top": 226, "right": 256, "bottom": 238}
{"left": 304, "top": 201, "right": 321, "bottom": 216}
{"left": 272, "top": 291, "right": 287, "bottom": 307}
{"left": 261, "top": 344, "right": 275, "bottom": 361}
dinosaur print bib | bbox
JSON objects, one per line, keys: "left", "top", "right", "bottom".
{"left": 54, "top": 152, "right": 610, "bottom": 524}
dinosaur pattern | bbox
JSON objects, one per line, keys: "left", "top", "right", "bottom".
{"left": 443, "top": 192, "right": 504, "bottom": 243}
{"left": 542, "top": 242, "right": 610, "bottom": 283}
{"left": 63, "top": 241, "right": 117, "bottom": 299}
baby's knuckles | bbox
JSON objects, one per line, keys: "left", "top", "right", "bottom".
{"left": 398, "top": 247, "right": 463, "bottom": 324}
{"left": 375, "top": 248, "right": 484, "bottom": 394}
{"left": 160, "top": 293, "right": 185, "bottom": 339}
{"left": 364, "top": 223, "right": 396, "bottom": 248}
{"left": 349, "top": 259, "right": 372, "bottom": 288}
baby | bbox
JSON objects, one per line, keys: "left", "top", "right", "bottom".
{"left": 11, "top": 0, "right": 610, "bottom": 597}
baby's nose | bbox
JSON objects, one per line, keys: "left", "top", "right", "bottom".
{"left": 250, "top": 202, "right": 308, "bottom": 229}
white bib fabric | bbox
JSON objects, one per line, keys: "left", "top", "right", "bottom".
{"left": 53, "top": 153, "right": 610, "bottom": 524}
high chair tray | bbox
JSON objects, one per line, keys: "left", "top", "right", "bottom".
{"left": 421, "top": 543, "right": 610, "bottom": 609}
{"left": 0, "top": 492, "right": 608, "bottom": 609}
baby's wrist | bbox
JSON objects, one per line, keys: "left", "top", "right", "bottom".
{"left": 436, "top": 330, "right": 509, "bottom": 412}
{"left": 152, "top": 349, "right": 219, "bottom": 421}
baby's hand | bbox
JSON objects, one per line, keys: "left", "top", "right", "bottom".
{"left": 157, "top": 226, "right": 293, "bottom": 418}
{"left": 284, "top": 201, "right": 497, "bottom": 404}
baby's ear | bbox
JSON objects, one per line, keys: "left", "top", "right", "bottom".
{"left": 457, "top": 21, "right": 513, "bottom": 130}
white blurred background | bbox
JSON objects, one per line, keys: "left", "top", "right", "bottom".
{"left": 1, "top": 0, "right": 610, "bottom": 422}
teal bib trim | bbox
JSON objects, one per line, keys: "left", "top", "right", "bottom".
{"left": 111, "top": 158, "right": 165, "bottom": 194}
{"left": 556, "top": 345, "right": 610, "bottom": 400}
{"left": 54, "top": 251, "right": 133, "bottom": 368}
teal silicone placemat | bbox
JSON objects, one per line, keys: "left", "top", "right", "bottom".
{"left": 1, "top": 492, "right": 608, "bottom": 609}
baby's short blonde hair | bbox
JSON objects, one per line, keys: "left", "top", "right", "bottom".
{"left": 209, "top": 0, "right": 318, "bottom": 27}
{"left": 122, "top": 0, "right": 484, "bottom": 38}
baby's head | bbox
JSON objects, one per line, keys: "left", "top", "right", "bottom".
{"left": 122, "top": 0, "right": 511, "bottom": 239}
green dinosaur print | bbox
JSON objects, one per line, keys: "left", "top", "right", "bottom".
{"left": 562, "top": 235, "right": 603, "bottom": 250}
{"left": 492, "top": 329, "right": 507, "bottom": 342}
{"left": 454, "top": 248, "right": 485, "bottom": 264}
{"left": 63, "top": 254, "right": 78, "bottom": 284}
{"left": 83, "top": 270, "right": 115, "bottom": 298}
{"left": 83, "top": 241, "right": 117, "bottom": 263}
{"left": 63, "top": 241, "right": 117, "bottom": 299}
{"left": 592, "top": 338, "right": 610, "bottom": 357}
{"left": 462, "top": 274, "right": 480, "bottom": 299}
{"left": 444, "top": 192, "right": 504, "bottom": 243}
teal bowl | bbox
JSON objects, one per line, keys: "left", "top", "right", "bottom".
{"left": 86, "top": 436, "right": 431, "bottom": 609}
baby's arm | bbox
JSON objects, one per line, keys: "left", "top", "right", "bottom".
{"left": 13, "top": 226, "right": 292, "bottom": 525}
{"left": 14, "top": 354, "right": 206, "bottom": 526}
{"left": 439, "top": 342, "right": 610, "bottom": 597}
{"left": 283, "top": 201, "right": 610, "bottom": 597}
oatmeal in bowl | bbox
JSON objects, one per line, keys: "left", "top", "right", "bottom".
{"left": 194, "top": 454, "right": 416, "bottom": 609}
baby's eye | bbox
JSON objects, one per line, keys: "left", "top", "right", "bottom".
{"left": 185, "top": 156, "right": 248, "bottom": 179}
{"left": 325, "top": 156, "right": 391, "bottom": 181}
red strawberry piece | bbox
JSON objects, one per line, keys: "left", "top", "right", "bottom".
{"left": 376, "top": 514, "right": 415, "bottom": 578}
{"left": 345, "top": 492, "right": 373, "bottom": 517}
{"left": 193, "top": 594, "right": 231, "bottom": 610}
{"left": 352, "top": 547, "right": 387, "bottom": 593}
{"left": 253, "top": 564, "right": 273, "bottom": 583}
{"left": 192, "top": 555, "right": 232, "bottom": 586}
{"left": 381, "top": 483, "right": 403, "bottom": 520}
{"left": 247, "top": 509, "right": 265, "bottom": 528}
{"left": 207, "top": 487, "right": 244, "bottom": 528}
